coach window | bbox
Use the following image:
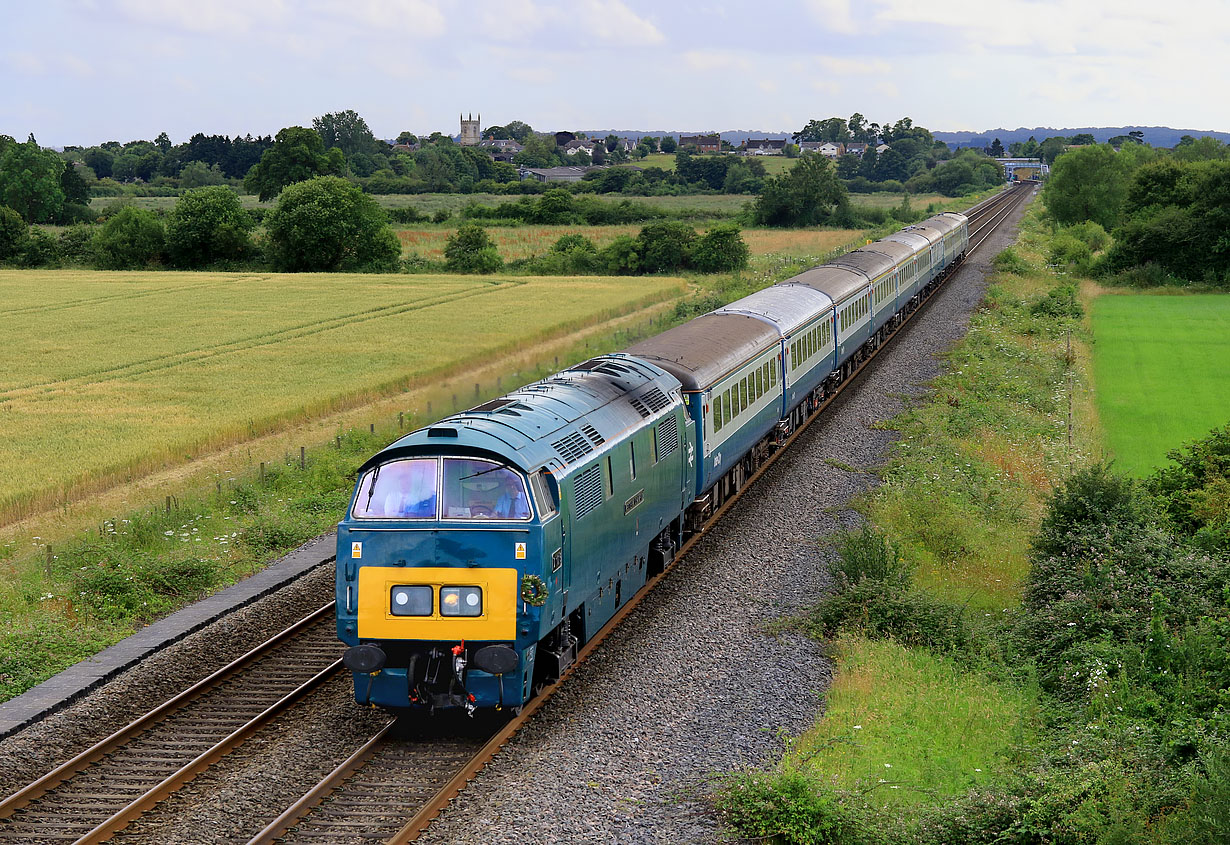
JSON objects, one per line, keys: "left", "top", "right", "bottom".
{"left": 712, "top": 399, "right": 722, "bottom": 433}
{"left": 723, "top": 391, "right": 731, "bottom": 425}
{"left": 740, "top": 378, "right": 748, "bottom": 411}
{"left": 770, "top": 358, "right": 777, "bottom": 386}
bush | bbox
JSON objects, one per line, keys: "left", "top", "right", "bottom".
{"left": 1048, "top": 233, "right": 1093, "bottom": 272}
{"left": 635, "top": 220, "right": 696, "bottom": 273}
{"left": 807, "top": 581, "right": 975, "bottom": 655}
{"left": 1033, "top": 463, "right": 1152, "bottom": 559}
{"left": 831, "top": 524, "right": 910, "bottom": 586}
{"left": 388, "top": 206, "right": 428, "bottom": 224}
{"left": 550, "top": 233, "right": 594, "bottom": 254}
{"left": 690, "top": 224, "right": 749, "bottom": 273}
{"left": 92, "top": 206, "right": 165, "bottom": 269}
{"left": 57, "top": 223, "right": 96, "bottom": 264}
{"left": 718, "top": 769, "right": 856, "bottom": 845}
{"left": 17, "top": 226, "right": 59, "bottom": 267}
{"left": 444, "top": 224, "right": 502, "bottom": 273}
{"left": 597, "top": 235, "right": 639, "bottom": 274}
{"left": 264, "top": 176, "right": 401, "bottom": 272}
{"left": 165, "top": 186, "right": 254, "bottom": 268}
{"left": 992, "top": 246, "right": 1030, "bottom": 274}
{"left": 1029, "top": 283, "right": 1084, "bottom": 319}
{"left": 432, "top": 209, "right": 452, "bottom": 224}
{"left": 0, "top": 205, "right": 28, "bottom": 261}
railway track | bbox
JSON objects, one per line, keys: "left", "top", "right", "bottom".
{"left": 0, "top": 605, "right": 342, "bottom": 844}
{"left": 0, "top": 184, "right": 1032, "bottom": 845}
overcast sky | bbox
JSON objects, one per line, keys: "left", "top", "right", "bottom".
{"left": 3, "top": 0, "right": 1226, "bottom": 147}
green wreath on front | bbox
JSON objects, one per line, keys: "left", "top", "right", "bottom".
{"left": 520, "top": 574, "right": 548, "bottom": 607}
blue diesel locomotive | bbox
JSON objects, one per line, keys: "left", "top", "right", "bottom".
{"left": 337, "top": 211, "right": 969, "bottom": 714}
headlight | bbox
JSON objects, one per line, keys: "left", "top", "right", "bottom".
{"left": 390, "top": 585, "right": 433, "bottom": 616}
{"left": 440, "top": 586, "right": 482, "bottom": 617}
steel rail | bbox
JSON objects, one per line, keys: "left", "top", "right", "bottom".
{"left": 252, "top": 183, "right": 1033, "bottom": 845}
{"left": 0, "top": 602, "right": 337, "bottom": 821}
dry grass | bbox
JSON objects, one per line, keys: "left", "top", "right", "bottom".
{"left": 399, "top": 224, "right": 867, "bottom": 262}
{"left": 0, "top": 270, "right": 684, "bottom": 523}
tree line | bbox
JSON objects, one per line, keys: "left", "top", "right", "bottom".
{"left": 1040, "top": 135, "right": 1230, "bottom": 285}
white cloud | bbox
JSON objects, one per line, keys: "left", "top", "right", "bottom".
{"left": 327, "top": 0, "right": 448, "bottom": 38}
{"left": 112, "top": 0, "right": 288, "bottom": 35}
{"left": 816, "top": 56, "right": 891, "bottom": 76}
{"left": 508, "top": 66, "right": 557, "bottom": 85}
{"left": 804, "top": 0, "right": 858, "bottom": 34}
{"left": 683, "top": 49, "right": 750, "bottom": 72}
{"left": 578, "top": 0, "right": 664, "bottom": 46}
{"left": 473, "top": 0, "right": 546, "bottom": 40}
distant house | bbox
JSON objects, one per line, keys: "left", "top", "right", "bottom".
{"left": 744, "top": 138, "right": 787, "bottom": 155}
{"left": 616, "top": 137, "right": 638, "bottom": 153}
{"left": 679, "top": 133, "right": 721, "bottom": 153}
{"left": 391, "top": 142, "right": 420, "bottom": 153}
{"left": 563, "top": 139, "right": 599, "bottom": 156}
{"left": 519, "top": 165, "right": 595, "bottom": 183}
{"left": 479, "top": 138, "right": 524, "bottom": 152}
{"left": 876, "top": 143, "right": 891, "bottom": 154}
{"left": 478, "top": 138, "right": 524, "bottom": 162}
{"left": 845, "top": 142, "right": 868, "bottom": 157}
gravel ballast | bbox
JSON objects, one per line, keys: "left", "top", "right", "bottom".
{"left": 0, "top": 191, "right": 1033, "bottom": 843}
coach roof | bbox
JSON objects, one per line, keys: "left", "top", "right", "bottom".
{"left": 624, "top": 313, "right": 778, "bottom": 391}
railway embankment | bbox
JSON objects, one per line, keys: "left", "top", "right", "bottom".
{"left": 719, "top": 200, "right": 1230, "bottom": 842}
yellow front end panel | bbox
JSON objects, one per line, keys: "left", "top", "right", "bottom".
{"left": 357, "top": 567, "right": 519, "bottom": 641}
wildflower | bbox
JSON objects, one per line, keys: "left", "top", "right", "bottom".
{"left": 852, "top": 725, "right": 862, "bottom": 730}
{"left": 884, "top": 763, "right": 892, "bottom": 768}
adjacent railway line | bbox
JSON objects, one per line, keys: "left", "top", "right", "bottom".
{"left": 0, "top": 184, "right": 1033, "bottom": 844}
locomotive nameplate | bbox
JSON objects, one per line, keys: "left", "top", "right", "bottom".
{"left": 624, "top": 489, "right": 644, "bottom": 515}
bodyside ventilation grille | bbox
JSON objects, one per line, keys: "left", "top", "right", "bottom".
{"left": 573, "top": 464, "right": 604, "bottom": 520}
{"left": 551, "top": 431, "right": 594, "bottom": 463}
{"left": 657, "top": 415, "right": 679, "bottom": 458}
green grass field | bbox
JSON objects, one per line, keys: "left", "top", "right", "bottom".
{"left": 0, "top": 270, "right": 683, "bottom": 520}
{"left": 1092, "top": 293, "right": 1230, "bottom": 476}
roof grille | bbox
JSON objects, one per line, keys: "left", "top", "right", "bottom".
{"left": 469, "top": 398, "right": 516, "bottom": 413}
{"left": 551, "top": 431, "right": 594, "bottom": 463}
{"left": 628, "top": 396, "right": 650, "bottom": 418}
{"left": 573, "top": 464, "right": 604, "bottom": 520}
{"left": 580, "top": 424, "right": 605, "bottom": 446}
{"left": 641, "top": 387, "right": 671, "bottom": 413}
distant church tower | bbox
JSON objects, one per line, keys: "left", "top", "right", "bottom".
{"left": 460, "top": 113, "right": 481, "bottom": 146}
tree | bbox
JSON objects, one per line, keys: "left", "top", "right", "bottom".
{"left": 0, "top": 205, "right": 29, "bottom": 261}
{"left": 59, "top": 163, "right": 91, "bottom": 206}
{"left": 659, "top": 135, "right": 677, "bottom": 154}
{"left": 1068, "top": 133, "right": 1097, "bottom": 145}
{"left": 987, "top": 138, "right": 1005, "bottom": 157}
{"left": 154, "top": 131, "right": 172, "bottom": 154}
{"left": 165, "top": 186, "right": 255, "bottom": 267}
{"left": 444, "top": 224, "right": 503, "bottom": 273}
{"left": 512, "top": 134, "right": 558, "bottom": 168}
{"left": 179, "top": 160, "right": 227, "bottom": 188}
{"left": 313, "top": 109, "right": 380, "bottom": 158}
{"left": 82, "top": 148, "right": 114, "bottom": 178}
{"left": 795, "top": 117, "right": 850, "bottom": 143}
{"left": 243, "top": 127, "right": 345, "bottom": 201}
{"left": 751, "top": 154, "right": 849, "bottom": 227}
{"left": 1043, "top": 144, "right": 1135, "bottom": 229}
{"left": 0, "top": 135, "right": 65, "bottom": 223}
{"left": 92, "top": 207, "right": 165, "bottom": 269}
{"left": 395, "top": 131, "right": 418, "bottom": 146}
{"left": 264, "top": 176, "right": 400, "bottom": 272}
